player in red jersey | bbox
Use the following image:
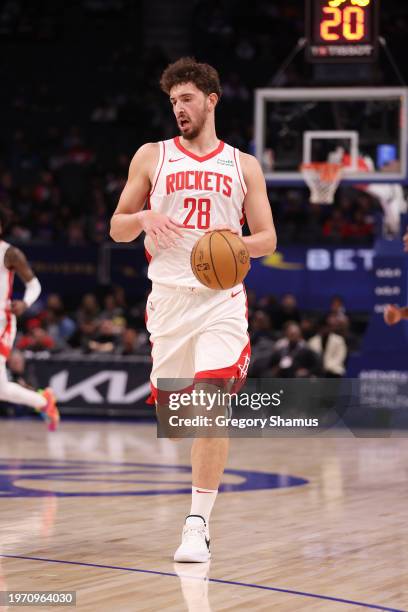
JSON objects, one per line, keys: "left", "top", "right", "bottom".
{"left": 0, "top": 211, "right": 59, "bottom": 430}
{"left": 111, "top": 58, "right": 276, "bottom": 561}
{"left": 384, "top": 228, "right": 408, "bottom": 325}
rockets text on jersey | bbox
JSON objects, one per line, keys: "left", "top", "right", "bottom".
{"left": 145, "top": 137, "right": 247, "bottom": 287}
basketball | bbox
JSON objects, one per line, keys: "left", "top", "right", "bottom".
{"left": 191, "top": 230, "right": 250, "bottom": 289}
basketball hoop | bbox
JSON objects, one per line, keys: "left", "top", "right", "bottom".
{"left": 301, "top": 162, "right": 343, "bottom": 205}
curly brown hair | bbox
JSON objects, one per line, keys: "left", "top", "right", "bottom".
{"left": 160, "top": 57, "right": 222, "bottom": 98}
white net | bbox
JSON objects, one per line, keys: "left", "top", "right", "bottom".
{"left": 301, "top": 163, "right": 343, "bottom": 205}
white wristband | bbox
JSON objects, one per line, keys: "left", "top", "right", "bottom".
{"left": 23, "top": 277, "right": 41, "bottom": 307}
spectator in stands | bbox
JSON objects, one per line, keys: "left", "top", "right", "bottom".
{"left": 300, "top": 316, "right": 317, "bottom": 341}
{"left": 43, "top": 294, "right": 76, "bottom": 349}
{"left": 16, "top": 325, "right": 55, "bottom": 352}
{"left": 330, "top": 314, "right": 359, "bottom": 352}
{"left": 91, "top": 96, "right": 118, "bottom": 123}
{"left": 99, "top": 293, "right": 126, "bottom": 330}
{"left": 249, "top": 310, "right": 276, "bottom": 346}
{"left": 71, "top": 293, "right": 100, "bottom": 350}
{"left": 330, "top": 295, "right": 346, "bottom": 317}
{"left": 116, "top": 327, "right": 148, "bottom": 355}
{"left": 308, "top": 316, "right": 347, "bottom": 377}
{"left": 322, "top": 210, "right": 348, "bottom": 242}
{"left": 33, "top": 211, "right": 55, "bottom": 243}
{"left": 256, "top": 294, "right": 280, "bottom": 321}
{"left": 343, "top": 210, "right": 374, "bottom": 241}
{"left": 87, "top": 194, "right": 109, "bottom": 244}
{"left": 86, "top": 319, "right": 119, "bottom": 353}
{"left": 248, "top": 309, "right": 277, "bottom": 378}
{"left": 275, "top": 293, "right": 301, "bottom": 329}
{"left": 112, "top": 285, "right": 128, "bottom": 313}
{"left": 7, "top": 350, "right": 30, "bottom": 387}
{"left": 257, "top": 322, "right": 321, "bottom": 378}
{"left": 77, "top": 293, "right": 100, "bottom": 324}
{"left": 66, "top": 221, "right": 86, "bottom": 245}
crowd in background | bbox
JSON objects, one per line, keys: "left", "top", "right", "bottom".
{"left": 0, "top": 108, "right": 384, "bottom": 247}
{"left": 0, "top": 131, "right": 382, "bottom": 246}
{"left": 8, "top": 288, "right": 360, "bottom": 382}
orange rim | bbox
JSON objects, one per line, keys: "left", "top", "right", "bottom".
{"left": 301, "top": 162, "right": 342, "bottom": 182}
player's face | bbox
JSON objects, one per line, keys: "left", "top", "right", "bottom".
{"left": 170, "top": 83, "right": 210, "bottom": 140}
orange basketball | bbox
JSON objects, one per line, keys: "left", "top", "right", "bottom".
{"left": 191, "top": 230, "right": 250, "bottom": 289}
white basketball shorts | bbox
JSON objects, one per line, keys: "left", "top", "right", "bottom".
{"left": 145, "top": 282, "right": 251, "bottom": 402}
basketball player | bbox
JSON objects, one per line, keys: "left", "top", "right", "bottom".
{"left": 110, "top": 57, "right": 276, "bottom": 562}
{"left": 384, "top": 227, "right": 408, "bottom": 325}
{"left": 0, "top": 211, "right": 59, "bottom": 430}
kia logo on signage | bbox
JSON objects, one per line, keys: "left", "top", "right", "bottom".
{"left": 50, "top": 370, "right": 151, "bottom": 404}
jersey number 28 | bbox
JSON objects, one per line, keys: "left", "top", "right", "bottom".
{"left": 183, "top": 197, "right": 211, "bottom": 230}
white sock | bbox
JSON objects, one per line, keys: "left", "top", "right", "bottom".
{"left": 0, "top": 358, "right": 46, "bottom": 410}
{"left": 190, "top": 487, "right": 218, "bottom": 525}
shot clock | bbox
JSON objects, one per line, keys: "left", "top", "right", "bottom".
{"left": 306, "top": 0, "right": 379, "bottom": 62}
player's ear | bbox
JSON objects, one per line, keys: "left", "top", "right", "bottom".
{"left": 208, "top": 93, "right": 218, "bottom": 111}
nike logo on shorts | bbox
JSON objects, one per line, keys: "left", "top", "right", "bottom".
{"left": 231, "top": 290, "right": 242, "bottom": 298}
{"left": 196, "top": 489, "right": 212, "bottom": 494}
{"left": 169, "top": 157, "right": 185, "bottom": 163}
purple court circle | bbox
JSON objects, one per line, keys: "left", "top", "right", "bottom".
{"left": 0, "top": 458, "right": 308, "bottom": 497}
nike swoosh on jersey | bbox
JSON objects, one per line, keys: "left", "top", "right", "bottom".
{"left": 196, "top": 489, "right": 213, "bottom": 494}
{"left": 169, "top": 157, "right": 185, "bottom": 162}
{"left": 231, "top": 290, "right": 242, "bottom": 298}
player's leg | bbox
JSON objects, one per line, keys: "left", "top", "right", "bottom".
{"left": 172, "top": 389, "right": 231, "bottom": 563}
{"left": 187, "top": 435, "right": 229, "bottom": 556}
{"left": 174, "top": 290, "right": 250, "bottom": 562}
{"left": 0, "top": 354, "right": 59, "bottom": 431}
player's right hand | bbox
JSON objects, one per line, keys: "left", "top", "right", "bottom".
{"left": 403, "top": 227, "right": 408, "bottom": 252}
{"left": 384, "top": 304, "right": 402, "bottom": 326}
{"left": 10, "top": 300, "right": 27, "bottom": 317}
{"left": 140, "top": 211, "right": 184, "bottom": 249}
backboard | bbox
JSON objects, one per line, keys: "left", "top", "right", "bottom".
{"left": 255, "top": 87, "right": 408, "bottom": 184}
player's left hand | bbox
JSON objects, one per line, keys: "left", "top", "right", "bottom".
{"left": 10, "top": 300, "right": 27, "bottom": 317}
{"left": 205, "top": 225, "right": 239, "bottom": 235}
{"left": 384, "top": 304, "right": 402, "bottom": 326}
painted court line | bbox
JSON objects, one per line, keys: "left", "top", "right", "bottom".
{"left": 0, "top": 554, "right": 405, "bottom": 611}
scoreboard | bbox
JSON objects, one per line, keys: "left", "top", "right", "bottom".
{"left": 306, "top": 0, "right": 379, "bottom": 62}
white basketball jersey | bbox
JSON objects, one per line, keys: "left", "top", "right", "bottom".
{"left": 0, "top": 241, "right": 13, "bottom": 313}
{"left": 145, "top": 137, "right": 247, "bottom": 287}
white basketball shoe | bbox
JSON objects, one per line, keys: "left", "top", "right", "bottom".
{"left": 174, "top": 515, "right": 211, "bottom": 563}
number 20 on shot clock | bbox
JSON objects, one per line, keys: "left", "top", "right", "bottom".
{"left": 306, "top": 0, "right": 379, "bottom": 62}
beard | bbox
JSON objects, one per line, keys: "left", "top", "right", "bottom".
{"left": 178, "top": 110, "right": 207, "bottom": 140}
{"left": 181, "top": 124, "right": 201, "bottom": 140}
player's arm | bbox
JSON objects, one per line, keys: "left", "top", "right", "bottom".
{"left": 110, "top": 143, "right": 183, "bottom": 248}
{"left": 4, "top": 247, "right": 41, "bottom": 316}
{"left": 384, "top": 304, "right": 408, "bottom": 325}
{"left": 240, "top": 153, "right": 277, "bottom": 258}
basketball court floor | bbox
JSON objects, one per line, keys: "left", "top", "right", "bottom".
{"left": 0, "top": 419, "right": 407, "bottom": 611}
